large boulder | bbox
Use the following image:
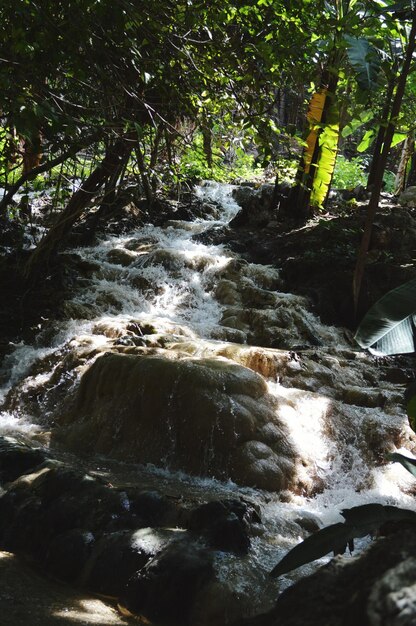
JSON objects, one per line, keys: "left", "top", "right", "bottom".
{"left": 398, "top": 186, "right": 416, "bottom": 208}
{"left": 230, "top": 184, "right": 278, "bottom": 229}
{"left": 234, "top": 528, "right": 416, "bottom": 626}
{"left": 55, "top": 353, "right": 295, "bottom": 491}
{"left": 119, "top": 538, "right": 214, "bottom": 626}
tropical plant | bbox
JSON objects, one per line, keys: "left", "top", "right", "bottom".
{"left": 354, "top": 277, "right": 416, "bottom": 355}
{"left": 282, "top": 0, "right": 384, "bottom": 219}
{"left": 353, "top": 2, "right": 416, "bottom": 313}
{"left": 271, "top": 441, "right": 416, "bottom": 578}
{"left": 272, "top": 290, "right": 416, "bottom": 578}
{"left": 332, "top": 155, "right": 367, "bottom": 189}
{"left": 270, "top": 502, "right": 416, "bottom": 577}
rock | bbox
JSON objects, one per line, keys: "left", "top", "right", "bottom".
{"left": 367, "top": 557, "right": 416, "bottom": 626}
{"left": 107, "top": 248, "right": 137, "bottom": 266}
{"left": 0, "top": 464, "right": 129, "bottom": 558}
{"left": 119, "top": 539, "right": 214, "bottom": 625}
{"left": 127, "top": 490, "right": 178, "bottom": 527}
{"left": 188, "top": 499, "right": 257, "bottom": 554}
{"left": 0, "top": 436, "right": 49, "bottom": 484}
{"left": 234, "top": 529, "right": 416, "bottom": 626}
{"left": 45, "top": 529, "right": 95, "bottom": 583}
{"left": 55, "top": 353, "right": 296, "bottom": 491}
{"left": 230, "top": 185, "right": 277, "bottom": 229}
{"left": 82, "top": 528, "right": 177, "bottom": 596}
{"left": 398, "top": 186, "right": 416, "bottom": 208}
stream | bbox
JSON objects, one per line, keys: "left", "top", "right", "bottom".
{"left": 0, "top": 182, "right": 415, "bottom": 624}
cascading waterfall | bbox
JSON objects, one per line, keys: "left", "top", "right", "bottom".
{"left": 0, "top": 181, "right": 415, "bottom": 621}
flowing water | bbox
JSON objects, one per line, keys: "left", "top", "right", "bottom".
{"left": 0, "top": 182, "right": 415, "bottom": 622}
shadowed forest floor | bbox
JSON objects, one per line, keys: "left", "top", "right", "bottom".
{"left": 0, "top": 552, "right": 136, "bottom": 626}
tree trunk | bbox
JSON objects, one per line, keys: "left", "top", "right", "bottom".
{"left": 24, "top": 134, "right": 135, "bottom": 280}
{"left": 201, "top": 116, "right": 213, "bottom": 169}
{"left": 394, "top": 133, "right": 414, "bottom": 195}
{"left": 353, "top": 11, "right": 416, "bottom": 315}
{"left": 22, "top": 132, "right": 42, "bottom": 174}
{"left": 97, "top": 148, "right": 132, "bottom": 219}
{"left": 135, "top": 144, "right": 153, "bottom": 205}
{"left": 366, "top": 78, "right": 396, "bottom": 190}
{"left": 407, "top": 152, "right": 416, "bottom": 187}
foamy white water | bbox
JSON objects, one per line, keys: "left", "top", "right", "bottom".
{"left": 0, "top": 181, "right": 414, "bottom": 616}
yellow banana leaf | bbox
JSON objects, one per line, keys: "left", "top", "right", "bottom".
{"left": 303, "top": 88, "right": 327, "bottom": 174}
{"left": 309, "top": 94, "right": 340, "bottom": 208}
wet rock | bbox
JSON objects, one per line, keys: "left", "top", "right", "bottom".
{"left": 231, "top": 441, "right": 294, "bottom": 492}
{"left": 216, "top": 279, "right": 242, "bottom": 305}
{"left": 188, "top": 499, "right": 254, "bottom": 554}
{"left": 367, "top": 557, "right": 416, "bottom": 625}
{"left": 230, "top": 185, "right": 277, "bottom": 229}
{"left": 0, "top": 464, "right": 129, "bottom": 558}
{"left": 119, "top": 539, "right": 214, "bottom": 625}
{"left": 107, "top": 248, "right": 137, "bottom": 266}
{"left": 45, "top": 528, "right": 95, "bottom": 583}
{"left": 234, "top": 529, "right": 416, "bottom": 626}
{"left": 82, "top": 528, "right": 177, "bottom": 596}
{"left": 55, "top": 353, "right": 296, "bottom": 491}
{"left": 0, "top": 436, "right": 49, "bottom": 484}
{"left": 127, "top": 490, "right": 178, "bottom": 527}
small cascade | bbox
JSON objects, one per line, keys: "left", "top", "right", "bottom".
{"left": 0, "top": 181, "right": 415, "bottom": 623}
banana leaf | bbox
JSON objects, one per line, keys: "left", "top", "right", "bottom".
{"left": 354, "top": 278, "right": 416, "bottom": 355}
{"left": 357, "top": 127, "right": 377, "bottom": 152}
{"left": 341, "top": 502, "right": 416, "bottom": 530}
{"left": 389, "top": 452, "right": 416, "bottom": 477}
{"left": 303, "top": 89, "right": 327, "bottom": 175}
{"left": 270, "top": 503, "right": 416, "bottom": 578}
{"left": 345, "top": 36, "right": 381, "bottom": 92}
{"left": 310, "top": 119, "right": 339, "bottom": 208}
{"left": 309, "top": 93, "right": 340, "bottom": 208}
{"left": 269, "top": 522, "right": 351, "bottom": 578}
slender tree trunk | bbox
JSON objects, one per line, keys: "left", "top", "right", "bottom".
{"left": 353, "top": 11, "right": 416, "bottom": 315}
{"left": 201, "top": 116, "right": 213, "bottom": 169}
{"left": 24, "top": 134, "right": 135, "bottom": 280}
{"left": 366, "top": 78, "right": 396, "bottom": 190}
{"left": 150, "top": 126, "right": 163, "bottom": 191}
{"left": 22, "top": 132, "right": 42, "bottom": 174}
{"left": 98, "top": 148, "right": 132, "bottom": 218}
{"left": 135, "top": 144, "right": 153, "bottom": 205}
{"left": 394, "top": 133, "right": 414, "bottom": 195}
{"left": 407, "top": 152, "right": 416, "bottom": 187}
{"left": 278, "top": 88, "right": 286, "bottom": 126}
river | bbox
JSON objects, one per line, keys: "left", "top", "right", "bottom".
{"left": 0, "top": 182, "right": 415, "bottom": 624}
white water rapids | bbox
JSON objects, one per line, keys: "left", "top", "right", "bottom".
{"left": 0, "top": 182, "right": 415, "bottom": 621}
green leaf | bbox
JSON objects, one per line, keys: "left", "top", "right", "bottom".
{"left": 270, "top": 523, "right": 352, "bottom": 578}
{"left": 354, "top": 278, "right": 416, "bottom": 355}
{"left": 341, "top": 503, "right": 416, "bottom": 530}
{"left": 270, "top": 504, "right": 416, "bottom": 578}
{"left": 345, "top": 36, "right": 381, "bottom": 93}
{"left": 390, "top": 132, "right": 407, "bottom": 148}
{"left": 341, "top": 110, "right": 372, "bottom": 138}
{"left": 357, "top": 128, "right": 377, "bottom": 152}
{"left": 388, "top": 452, "right": 416, "bottom": 477}
{"left": 309, "top": 96, "right": 340, "bottom": 208}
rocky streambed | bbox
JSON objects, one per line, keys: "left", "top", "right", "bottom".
{"left": 1, "top": 182, "right": 416, "bottom": 625}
